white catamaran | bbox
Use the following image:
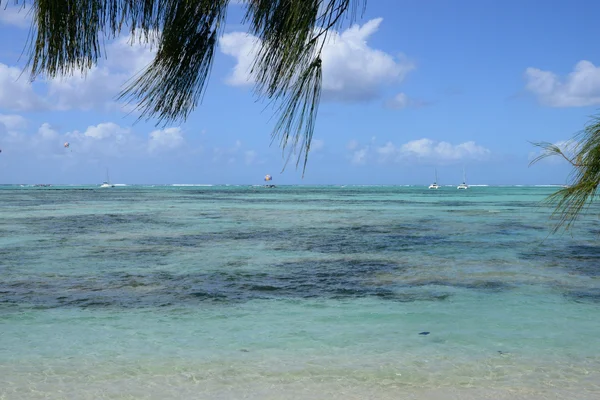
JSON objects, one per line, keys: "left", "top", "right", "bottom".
{"left": 428, "top": 169, "right": 440, "bottom": 189}
{"left": 457, "top": 168, "right": 468, "bottom": 190}
{"left": 100, "top": 169, "right": 114, "bottom": 188}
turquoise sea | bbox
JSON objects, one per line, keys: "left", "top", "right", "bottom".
{"left": 1, "top": 185, "right": 599, "bottom": 399}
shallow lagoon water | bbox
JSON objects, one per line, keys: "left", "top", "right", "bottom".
{"left": 1, "top": 185, "right": 599, "bottom": 399}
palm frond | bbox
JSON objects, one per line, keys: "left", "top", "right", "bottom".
{"left": 118, "top": 0, "right": 228, "bottom": 124}
{"left": 528, "top": 141, "right": 578, "bottom": 167}
{"left": 272, "top": 56, "right": 322, "bottom": 175}
{"left": 531, "top": 114, "right": 600, "bottom": 232}
{"left": 244, "top": 0, "right": 365, "bottom": 170}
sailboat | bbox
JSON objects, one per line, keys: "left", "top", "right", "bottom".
{"left": 457, "top": 168, "right": 468, "bottom": 190}
{"left": 428, "top": 169, "right": 440, "bottom": 189}
{"left": 100, "top": 169, "right": 114, "bottom": 188}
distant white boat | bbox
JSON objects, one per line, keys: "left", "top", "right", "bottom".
{"left": 100, "top": 169, "right": 114, "bottom": 188}
{"left": 428, "top": 168, "right": 440, "bottom": 189}
{"left": 457, "top": 168, "right": 468, "bottom": 190}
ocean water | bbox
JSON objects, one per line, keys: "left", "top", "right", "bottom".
{"left": 1, "top": 185, "right": 599, "bottom": 399}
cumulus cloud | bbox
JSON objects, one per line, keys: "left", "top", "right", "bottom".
{"left": 148, "top": 127, "right": 184, "bottom": 153}
{"left": 220, "top": 18, "right": 414, "bottom": 102}
{"left": 0, "top": 34, "right": 155, "bottom": 113}
{"left": 385, "top": 92, "right": 430, "bottom": 109}
{"left": 37, "top": 123, "right": 59, "bottom": 139}
{"left": 348, "top": 138, "right": 490, "bottom": 165}
{"left": 347, "top": 137, "right": 377, "bottom": 165}
{"left": 0, "top": 117, "right": 191, "bottom": 161}
{"left": 104, "top": 35, "right": 157, "bottom": 73}
{"left": 0, "top": 63, "right": 48, "bottom": 111}
{"left": 525, "top": 60, "right": 600, "bottom": 107}
{"left": 0, "top": 114, "right": 28, "bottom": 151}
{"left": 394, "top": 139, "right": 490, "bottom": 162}
{"left": 0, "top": 114, "right": 28, "bottom": 131}
{"left": 46, "top": 68, "right": 123, "bottom": 112}
{"left": 219, "top": 32, "right": 260, "bottom": 87}
{"left": 57, "top": 122, "right": 137, "bottom": 159}
{"left": 46, "top": 37, "right": 156, "bottom": 112}
{"left": 80, "top": 122, "right": 130, "bottom": 139}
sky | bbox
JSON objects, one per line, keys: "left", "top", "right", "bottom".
{"left": 0, "top": 0, "right": 598, "bottom": 185}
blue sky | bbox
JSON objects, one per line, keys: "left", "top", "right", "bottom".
{"left": 0, "top": 0, "right": 597, "bottom": 185}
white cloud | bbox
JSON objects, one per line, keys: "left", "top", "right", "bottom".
{"left": 395, "top": 138, "right": 490, "bottom": 162}
{"left": 0, "top": 115, "right": 199, "bottom": 164}
{"left": 351, "top": 147, "right": 369, "bottom": 165}
{"left": 219, "top": 32, "right": 260, "bottom": 87}
{"left": 0, "top": 114, "right": 29, "bottom": 150}
{"left": 220, "top": 18, "right": 414, "bottom": 102}
{"left": 386, "top": 93, "right": 410, "bottom": 109}
{"left": 0, "top": 34, "right": 155, "bottom": 113}
{"left": 385, "top": 92, "right": 430, "bottom": 109}
{"left": 3, "top": 120, "right": 173, "bottom": 157}
{"left": 46, "top": 37, "right": 156, "bottom": 112}
{"left": 0, "top": 63, "right": 48, "bottom": 111}
{"left": 148, "top": 127, "right": 184, "bottom": 153}
{"left": 0, "top": 4, "right": 31, "bottom": 28}
{"left": 47, "top": 68, "right": 122, "bottom": 112}
{"left": 27, "top": 123, "right": 62, "bottom": 153}
{"left": 0, "top": 116, "right": 24, "bottom": 154}
{"left": 310, "top": 139, "right": 325, "bottom": 153}
{"left": 81, "top": 122, "right": 130, "bottom": 139}
{"left": 321, "top": 18, "right": 414, "bottom": 101}
{"left": 348, "top": 138, "right": 490, "bottom": 165}
{"left": 59, "top": 122, "right": 137, "bottom": 158}
{"left": 37, "top": 123, "right": 58, "bottom": 139}
{"left": 347, "top": 137, "right": 379, "bottom": 165}
{"left": 377, "top": 141, "right": 397, "bottom": 157}
{"left": 525, "top": 60, "right": 600, "bottom": 107}
{"left": 0, "top": 114, "right": 28, "bottom": 131}
{"left": 105, "top": 35, "right": 156, "bottom": 73}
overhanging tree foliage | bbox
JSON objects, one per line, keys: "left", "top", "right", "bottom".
{"left": 3, "top": 0, "right": 367, "bottom": 173}
{"left": 530, "top": 114, "right": 600, "bottom": 232}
